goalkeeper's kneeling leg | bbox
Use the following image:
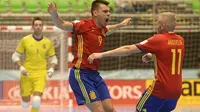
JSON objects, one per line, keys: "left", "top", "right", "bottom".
{"left": 32, "top": 96, "right": 41, "bottom": 109}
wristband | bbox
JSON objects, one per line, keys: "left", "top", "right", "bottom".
{"left": 20, "top": 66, "right": 25, "bottom": 72}
{"left": 48, "top": 67, "right": 54, "bottom": 73}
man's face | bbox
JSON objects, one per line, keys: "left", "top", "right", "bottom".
{"left": 32, "top": 20, "right": 43, "bottom": 35}
{"left": 156, "top": 16, "right": 165, "bottom": 34}
{"left": 94, "top": 4, "right": 110, "bottom": 27}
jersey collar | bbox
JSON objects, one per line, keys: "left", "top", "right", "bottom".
{"left": 32, "top": 34, "right": 43, "bottom": 41}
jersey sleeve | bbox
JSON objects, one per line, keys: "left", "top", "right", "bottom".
{"left": 47, "top": 41, "right": 55, "bottom": 57}
{"left": 72, "top": 20, "right": 84, "bottom": 34}
{"left": 16, "top": 38, "right": 25, "bottom": 54}
{"left": 136, "top": 35, "right": 160, "bottom": 54}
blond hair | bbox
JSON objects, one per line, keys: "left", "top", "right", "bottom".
{"left": 160, "top": 12, "right": 176, "bottom": 32}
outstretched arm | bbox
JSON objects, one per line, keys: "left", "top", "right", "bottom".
{"left": 47, "top": 2, "right": 73, "bottom": 32}
{"left": 88, "top": 44, "right": 141, "bottom": 64}
{"left": 106, "top": 18, "right": 132, "bottom": 35}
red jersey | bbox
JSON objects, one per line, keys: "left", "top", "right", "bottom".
{"left": 72, "top": 18, "right": 108, "bottom": 70}
{"left": 136, "top": 33, "right": 185, "bottom": 99}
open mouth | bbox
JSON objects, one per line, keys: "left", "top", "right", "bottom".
{"left": 105, "top": 19, "right": 109, "bottom": 23}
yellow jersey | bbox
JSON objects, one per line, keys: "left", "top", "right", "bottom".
{"left": 16, "top": 34, "right": 55, "bottom": 77}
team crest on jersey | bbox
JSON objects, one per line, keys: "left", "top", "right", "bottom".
{"left": 42, "top": 44, "right": 46, "bottom": 49}
{"left": 89, "top": 90, "right": 96, "bottom": 100}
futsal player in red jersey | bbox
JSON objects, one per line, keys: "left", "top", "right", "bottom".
{"left": 88, "top": 12, "right": 185, "bottom": 112}
{"left": 48, "top": 0, "right": 131, "bottom": 111}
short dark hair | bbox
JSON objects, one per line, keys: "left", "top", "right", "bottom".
{"left": 91, "top": 0, "right": 109, "bottom": 15}
{"left": 32, "top": 17, "right": 43, "bottom": 26}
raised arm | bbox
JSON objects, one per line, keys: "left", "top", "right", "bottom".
{"left": 47, "top": 2, "right": 73, "bottom": 32}
{"left": 88, "top": 44, "right": 141, "bottom": 64}
{"left": 106, "top": 18, "right": 132, "bottom": 35}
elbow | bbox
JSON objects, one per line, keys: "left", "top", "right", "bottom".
{"left": 125, "top": 46, "right": 133, "bottom": 52}
{"left": 54, "top": 23, "right": 64, "bottom": 30}
{"left": 124, "top": 51, "right": 132, "bottom": 56}
{"left": 12, "top": 52, "right": 21, "bottom": 63}
{"left": 52, "top": 20, "right": 65, "bottom": 30}
{"left": 50, "top": 56, "right": 58, "bottom": 65}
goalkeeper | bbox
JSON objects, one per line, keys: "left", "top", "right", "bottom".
{"left": 11, "top": 17, "right": 58, "bottom": 112}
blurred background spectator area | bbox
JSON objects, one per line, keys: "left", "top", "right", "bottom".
{"left": 0, "top": 0, "right": 199, "bottom": 14}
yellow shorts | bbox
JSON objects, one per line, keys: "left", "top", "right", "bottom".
{"left": 20, "top": 75, "right": 46, "bottom": 96}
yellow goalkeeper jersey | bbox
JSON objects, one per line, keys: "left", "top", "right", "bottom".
{"left": 16, "top": 34, "right": 55, "bottom": 76}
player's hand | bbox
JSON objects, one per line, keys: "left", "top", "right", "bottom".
{"left": 88, "top": 53, "right": 103, "bottom": 64}
{"left": 120, "top": 18, "right": 132, "bottom": 26}
{"left": 20, "top": 66, "right": 29, "bottom": 76}
{"left": 47, "top": 2, "right": 57, "bottom": 15}
{"left": 142, "top": 53, "right": 153, "bottom": 64}
{"left": 47, "top": 67, "right": 54, "bottom": 78}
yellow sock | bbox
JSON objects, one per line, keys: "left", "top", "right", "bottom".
{"left": 31, "top": 107, "right": 39, "bottom": 112}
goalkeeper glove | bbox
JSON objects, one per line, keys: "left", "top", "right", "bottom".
{"left": 20, "top": 66, "right": 29, "bottom": 76}
{"left": 47, "top": 67, "right": 54, "bottom": 78}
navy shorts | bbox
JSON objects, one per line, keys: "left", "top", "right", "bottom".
{"left": 69, "top": 67, "right": 111, "bottom": 105}
{"left": 136, "top": 90, "right": 178, "bottom": 112}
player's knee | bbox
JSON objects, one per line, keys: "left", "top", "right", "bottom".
{"left": 32, "top": 96, "right": 41, "bottom": 109}
{"left": 21, "top": 100, "right": 29, "bottom": 108}
{"left": 94, "top": 108, "right": 104, "bottom": 112}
